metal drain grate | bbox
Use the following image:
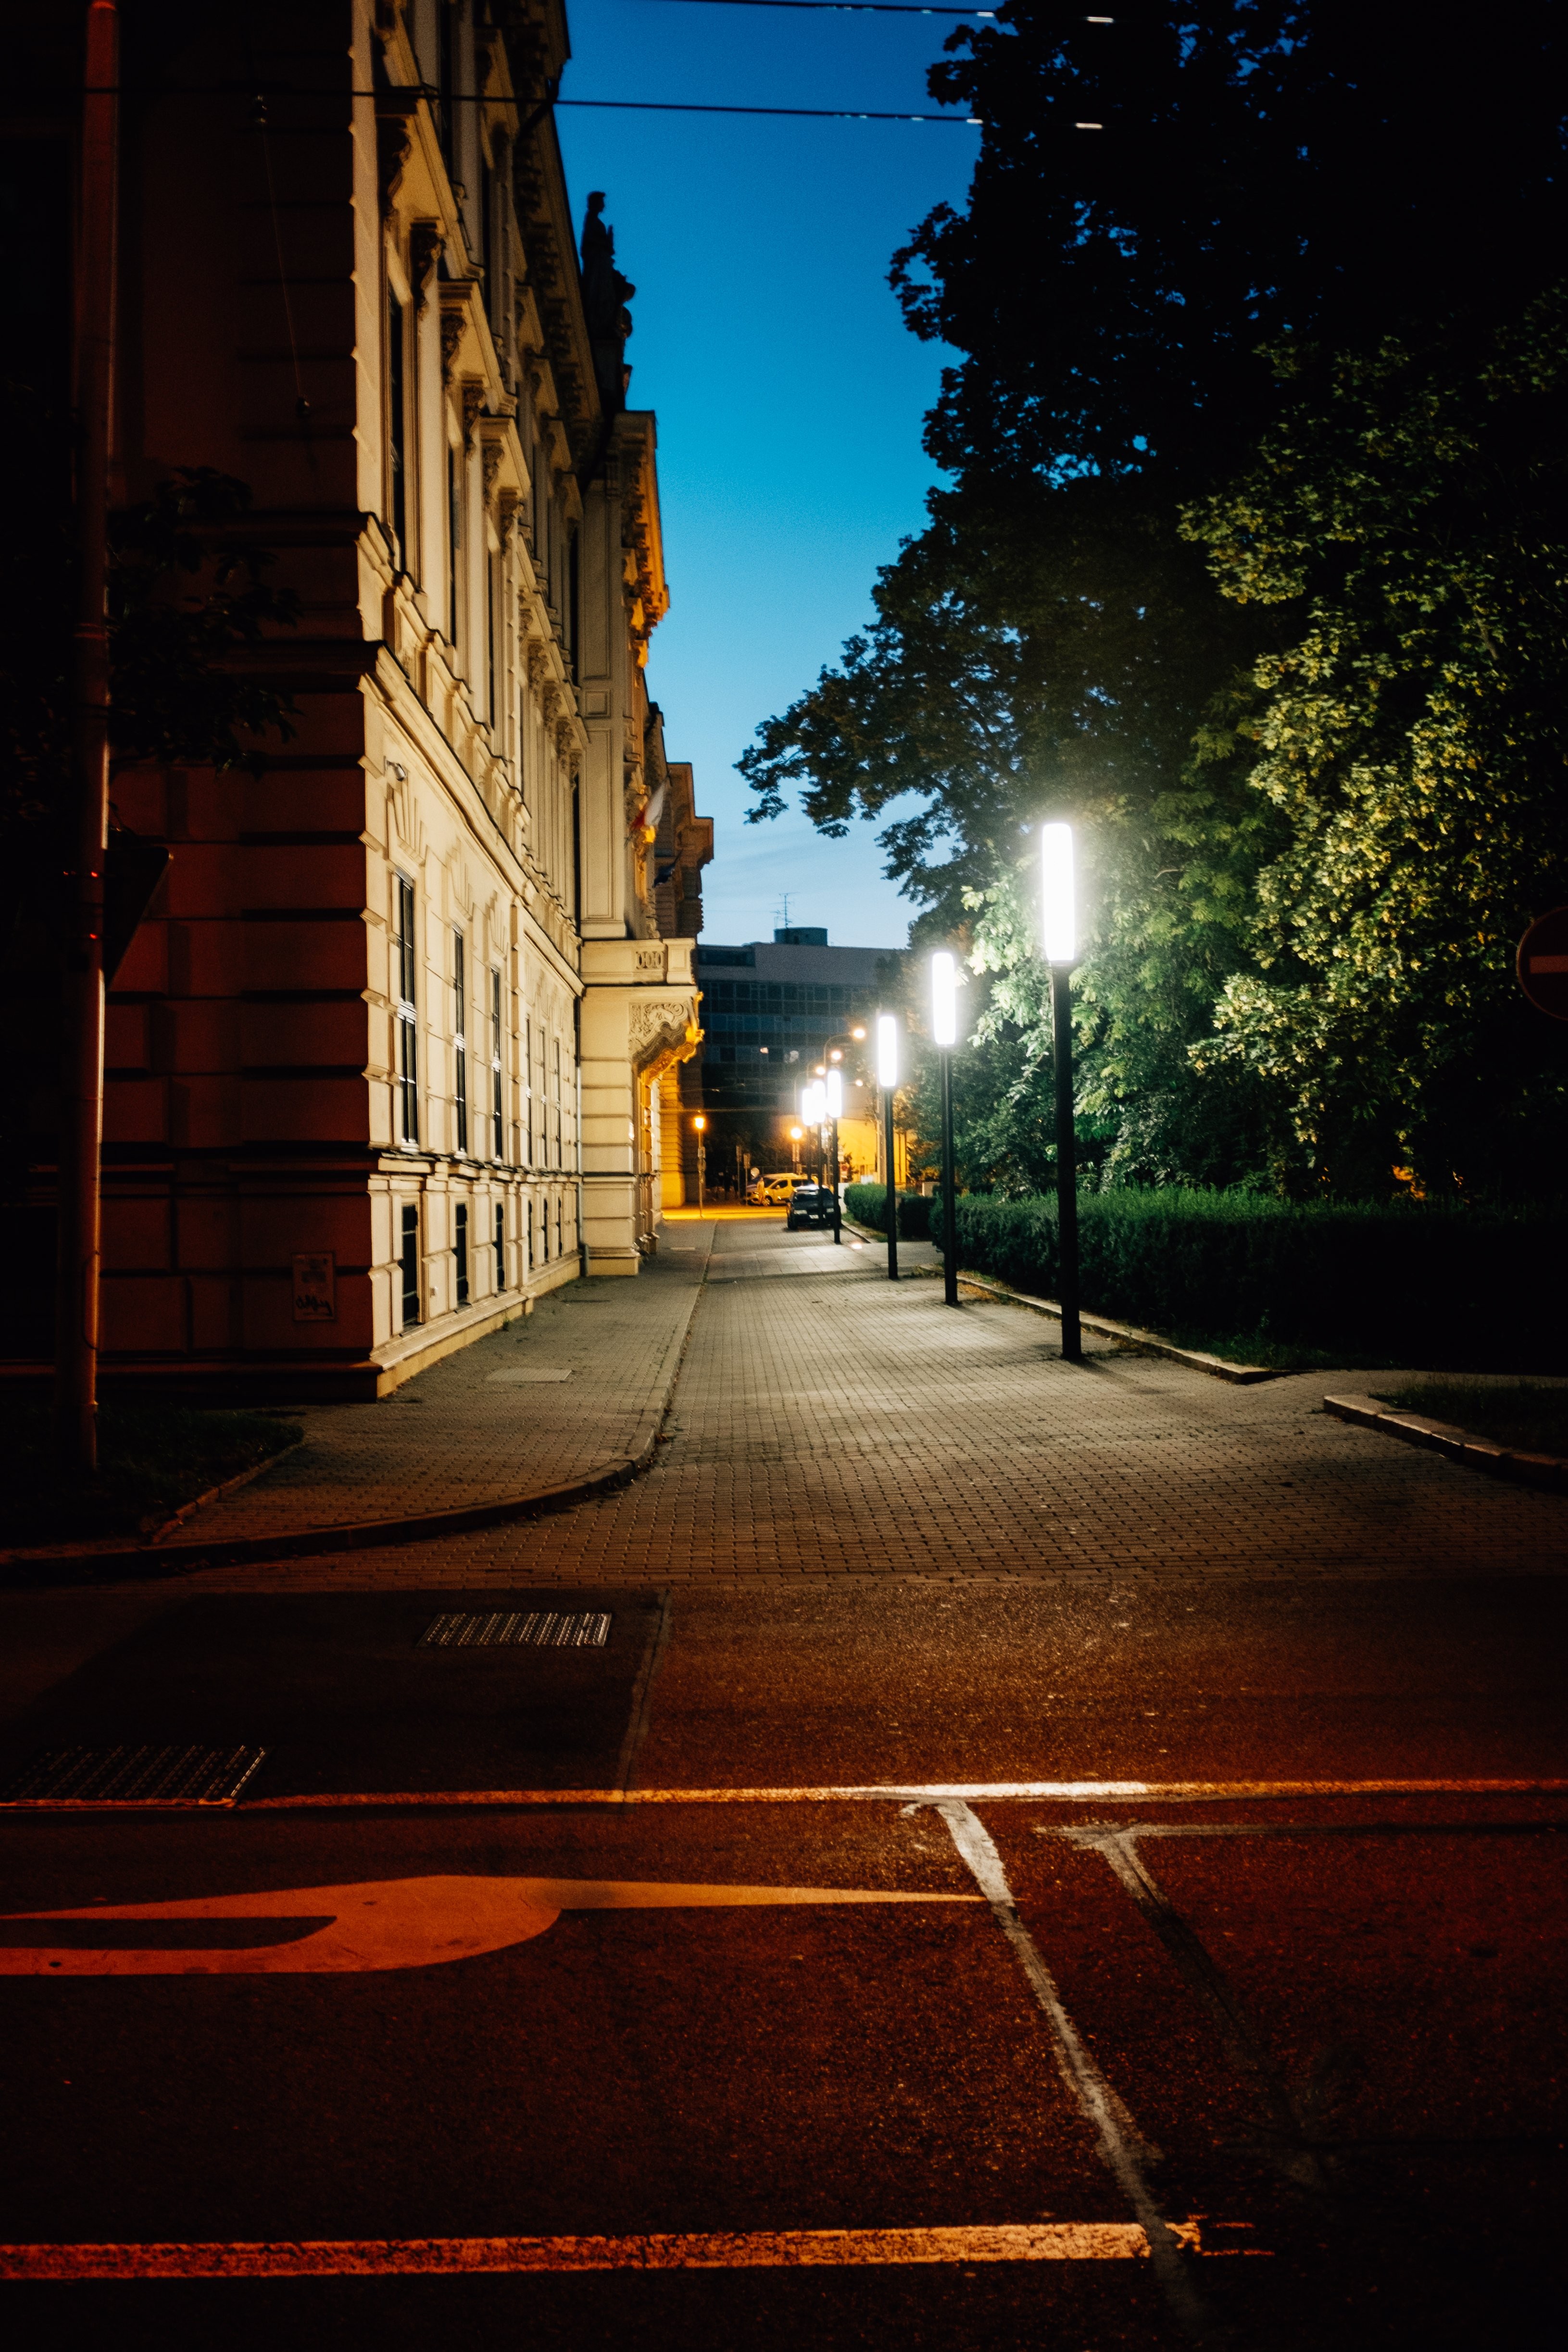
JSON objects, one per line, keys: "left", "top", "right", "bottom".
{"left": 419, "top": 1610, "right": 611, "bottom": 1649}
{"left": 0, "top": 1744, "right": 268, "bottom": 1807}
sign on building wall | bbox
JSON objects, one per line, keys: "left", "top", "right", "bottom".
{"left": 292, "top": 1252, "right": 337, "bottom": 1323}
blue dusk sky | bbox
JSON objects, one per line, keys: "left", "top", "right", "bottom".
{"left": 554, "top": 0, "right": 980, "bottom": 949}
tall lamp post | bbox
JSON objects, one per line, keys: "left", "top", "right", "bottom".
{"left": 825, "top": 1065, "right": 843, "bottom": 1243}
{"left": 693, "top": 1113, "right": 706, "bottom": 1214}
{"left": 1041, "top": 822, "right": 1081, "bottom": 1363}
{"left": 931, "top": 951, "right": 960, "bottom": 1308}
{"left": 876, "top": 1012, "right": 899, "bottom": 1281}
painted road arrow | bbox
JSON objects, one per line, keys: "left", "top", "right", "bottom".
{"left": 0, "top": 1874, "right": 978, "bottom": 1975}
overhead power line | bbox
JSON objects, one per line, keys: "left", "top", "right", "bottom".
{"left": 594, "top": 0, "right": 1000, "bottom": 14}
{"left": 558, "top": 96, "right": 980, "bottom": 117}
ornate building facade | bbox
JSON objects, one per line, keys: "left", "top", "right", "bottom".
{"left": 57, "top": 0, "right": 711, "bottom": 1394}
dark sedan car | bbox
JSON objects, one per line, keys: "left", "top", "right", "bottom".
{"left": 785, "top": 1183, "right": 835, "bottom": 1231}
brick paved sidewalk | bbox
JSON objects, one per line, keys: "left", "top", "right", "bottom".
{"left": 165, "top": 1239, "right": 709, "bottom": 1544}
{"left": 165, "top": 1212, "right": 1568, "bottom": 1593}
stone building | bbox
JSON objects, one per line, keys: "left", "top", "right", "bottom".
{"left": 29, "top": 0, "right": 711, "bottom": 1394}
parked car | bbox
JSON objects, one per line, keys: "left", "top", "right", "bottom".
{"left": 757, "top": 1172, "right": 810, "bottom": 1205}
{"left": 786, "top": 1183, "right": 836, "bottom": 1231}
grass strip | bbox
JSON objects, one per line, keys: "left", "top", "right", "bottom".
{"left": 1372, "top": 1381, "right": 1568, "bottom": 1456}
{"left": 0, "top": 1401, "right": 302, "bottom": 1544}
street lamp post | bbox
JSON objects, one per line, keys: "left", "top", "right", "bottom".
{"left": 877, "top": 1012, "right": 899, "bottom": 1281}
{"left": 693, "top": 1114, "right": 706, "bottom": 1214}
{"left": 1041, "top": 822, "right": 1081, "bottom": 1363}
{"left": 931, "top": 952, "right": 960, "bottom": 1308}
{"left": 825, "top": 1064, "right": 843, "bottom": 1243}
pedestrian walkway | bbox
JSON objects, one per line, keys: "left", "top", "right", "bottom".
{"left": 171, "top": 1211, "right": 1568, "bottom": 1590}
{"left": 168, "top": 1243, "right": 708, "bottom": 1544}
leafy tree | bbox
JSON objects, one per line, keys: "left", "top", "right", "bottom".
{"left": 902, "top": 0, "right": 1568, "bottom": 488}
{"left": 1181, "top": 294, "right": 1568, "bottom": 1196}
{"left": 742, "top": 2, "right": 1568, "bottom": 1197}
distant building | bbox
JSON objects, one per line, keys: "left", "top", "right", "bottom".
{"left": 693, "top": 930, "right": 911, "bottom": 1186}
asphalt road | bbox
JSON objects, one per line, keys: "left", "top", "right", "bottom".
{"left": 2, "top": 1218, "right": 1565, "bottom": 2349}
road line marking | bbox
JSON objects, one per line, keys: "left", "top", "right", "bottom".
{"left": 0, "top": 2222, "right": 1219, "bottom": 2277}
{"left": 1036, "top": 1820, "right": 1564, "bottom": 1839}
{"left": 239, "top": 1778, "right": 1568, "bottom": 1810}
{"left": 9, "top": 1780, "right": 1564, "bottom": 1814}
{"left": 0, "top": 1874, "right": 977, "bottom": 1976}
{"left": 1068, "top": 1827, "right": 1325, "bottom": 2192}
{"left": 925, "top": 1799, "right": 1210, "bottom": 2338}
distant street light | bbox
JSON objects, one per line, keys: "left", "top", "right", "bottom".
{"left": 824, "top": 1063, "right": 844, "bottom": 1242}
{"left": 693, "top": 1113, "right": 707, "bottom": 1214}
{"left": 931, "top": 951, "right": 960, "bottom": 1307}
{"left": 1041, "top": 822, "right": 1081, "bottom": 1363}
{"left": 876, "top": 1012, "right": 900, "bottom": 1282}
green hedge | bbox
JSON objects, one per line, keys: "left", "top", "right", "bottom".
{"left": 846, "top": 1182, "right": 1565, "bottom": 1364}
{"left": 845, "top": 1183, "right": 932, "bottom": 1240}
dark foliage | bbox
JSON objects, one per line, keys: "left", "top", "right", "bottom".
{"left": 852, "top": 1182, "right": 1566, "bottom": 1369}
{"left": 900, "top": 0, "right": 1568, "bottom": 488}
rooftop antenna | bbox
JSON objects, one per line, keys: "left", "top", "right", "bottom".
{"left": 777, "top": 893, "right": 793, "bottom": 930}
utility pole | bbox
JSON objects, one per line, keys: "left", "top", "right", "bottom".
{"left": 1041, "top": 823, "right": 1082, "bottom": 1363}
{"left": 56, "top": 0, "right": 119, "bottom": 1472}
{"left": 877, "top": 1013, "right": 899, "bottom": 1281}
{"left": 931, "top": 954, "right": 960, "bottom": 1308}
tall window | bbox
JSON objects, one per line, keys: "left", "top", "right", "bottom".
{"left": 486, "top": 546, "right": 497, "bottom": 727}
{"left": 447, "top": 444, "right": 462, "bottom": 651}
{"left": 452, "top": 930, "right": 468, "bottom": 1155}
{"left": 400, "top": 1203, "right": 420, "bottom": 1329}
{"left": 552, "top": 1038, "right": 563, "bottom": 1168}
{"left": 393, "top": 876, "right": 418, "bottom": 1145}
{"left": 454, "top": 1203, "right": 469, "bottom": 1307}
{"left": 490, "top": 968, "right": 504, "bottom": 1158}
{"left": 494, "top": 1201, "right": 505, "bottom": 1293}
{"left": 523, "top": 1016, "right": 534, "bottom": 1164}
{"left": 387, "top": 286, "right": 407, "bottom": 563}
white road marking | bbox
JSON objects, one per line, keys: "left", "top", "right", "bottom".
{"left": 0, "top": 2221, "right": 1220, "bottom": 2278}
{"left": 926, "top": 1799, "right": 1210, "bottom": 2337}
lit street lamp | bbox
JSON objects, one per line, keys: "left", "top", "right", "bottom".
{"left": 693, "top": 1113, "right": 707, "bottom": 1214}
{"left": 931, "top": 951, "right": 960, "bottom": 1308}
{"left": 876, "top": 1012, "right": 900, "bottom": 1282}
{"left": 1041, "top": 821, "right": 1081, "bottom": 1363}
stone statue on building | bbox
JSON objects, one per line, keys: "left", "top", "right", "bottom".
{"left": 581, "top": 190, "right": 636, "bottom": 413}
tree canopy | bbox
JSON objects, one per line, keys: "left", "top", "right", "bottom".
{"left": 742, "top": 2, "right": 1568, "bottom": 1200}
{"left": 900, "top": 0, "right": 1568, "bottom": 486}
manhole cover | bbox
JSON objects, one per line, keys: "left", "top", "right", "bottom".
{"left": 419, "top": 1610, "right": 611, "bottom": 1649}
{"left": 0, "top": 1744, "right": 267, "bottom": 1807}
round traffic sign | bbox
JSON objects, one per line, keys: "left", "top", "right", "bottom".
{"left": 1516, "top": 907, "right": 1568, "bottom": 1021}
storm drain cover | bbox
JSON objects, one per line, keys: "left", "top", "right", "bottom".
{"left": 0, "top": 1744, "right": 267, "bottom": 1807}
{"left": 420, "top": 1609, "right": 611, "bottom": 1649}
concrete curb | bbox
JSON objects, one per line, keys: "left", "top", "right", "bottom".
{"left": 0, "top": 1273, "right": 708, "bottom": 1589}
{"left": 1324, "top": 1393, "right": 1568, "bottom": 1493}
{"left": 841, "top": 1220, "right": 1276, "bottom": 1382}
{"left": 887, "top": 1256, "right": 1274, "bottom": 1385}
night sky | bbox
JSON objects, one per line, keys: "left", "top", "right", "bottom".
{"left": 556, "top": 0, "right": 981, "bottom": 947}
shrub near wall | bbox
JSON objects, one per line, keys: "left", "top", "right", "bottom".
{"left": 845, "top": 1184, "right": 933, "bottom": 1241}
{"left": 851, "top": 1182, "right": 1565, "bottom": 1364}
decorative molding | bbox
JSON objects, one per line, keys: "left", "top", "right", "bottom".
{"left": 439, "top": 308, "right": 465, "bottom": 381}
{"left": 627, "top": 992, "right": 699, "bottom": 1072}
{"left": 411, "top": 221, "right": 444, "bottom": 309}
{"left": 460, "top": 379, "right": 486, "bottom": 446}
